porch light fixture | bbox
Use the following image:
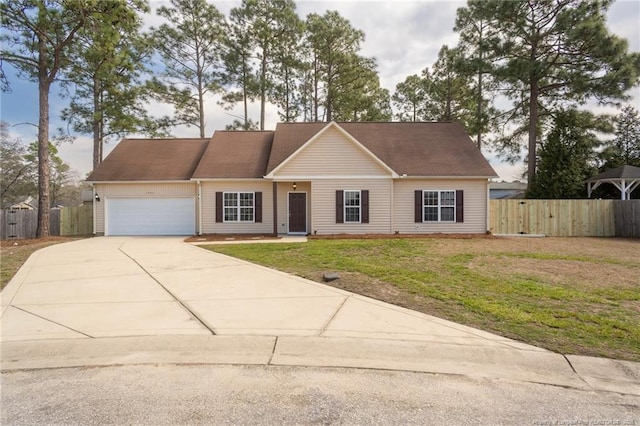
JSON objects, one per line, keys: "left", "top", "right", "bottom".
{"left": 94, "top": 193, "right": 100, "bottom": 202}
{"left": 292, "top": 182, "right": 297, "bottom": 191}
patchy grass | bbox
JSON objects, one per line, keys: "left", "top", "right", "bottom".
{"left": 203, "top": 237, "right": 640, "bottom": 361}
{"left": 0, "top": 237, "right": 82, "bottom": 290}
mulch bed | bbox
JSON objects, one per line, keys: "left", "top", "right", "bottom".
{"left": 184, "top": 234, "right": 281, "bottom": 243}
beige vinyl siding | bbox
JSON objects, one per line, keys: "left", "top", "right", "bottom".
{"left": 94, "top": 182, "right": 196, "bottom": 234}
{"left": 393, "top": 179, "right": 489, "bottom": 234}
{"left": 273, "top": 127, "right": 391, "bottom": 178}
{"left": 201, "top": 180, "right": 273, "bottom": 234}
{"left": 311, "top": 179, "right": 392, "bottom": 235}
{"left": 276, "top": 181, "right": 311, "bottom": 234}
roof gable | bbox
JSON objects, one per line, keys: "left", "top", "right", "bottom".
{"left": 266, "top": 122, "right": 397, "bottom": 178}
{"left": 86, "top": 138, "right": 209, "bottom": 182}
{"left": 268, "top": 122, "right": 497, "bottom": 178}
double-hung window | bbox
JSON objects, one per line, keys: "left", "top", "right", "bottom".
{"left": 423, "top": 190, "right": 455, "bottom": 222}
{"left": 344, "top": 190, "right": 361, "bottom": 223}
{"left": 336, "top": 189, "right": 369, "bottom": 224}
{"left": 224, "top": 192, "right": 254, "bottom": 222}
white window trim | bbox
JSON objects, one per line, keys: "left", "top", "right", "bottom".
{"left": 344, "top": 189, "right": 362, "bottom": 223}
{"left": 223, "top": 191, "right": 255, "bottom": 223}
{"left": 423, "top": 190, "right": 456, "bottom": 223}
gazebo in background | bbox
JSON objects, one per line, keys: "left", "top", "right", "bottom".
{"left": 586, "top": 165, "right": 640, "bottom": 200}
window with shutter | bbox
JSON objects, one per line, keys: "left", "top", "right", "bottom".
{"left": 337, "top": 190, "right": 369, "bottom": 224}
{"left": 221, "top": 192, "right": 256, "bottom": 222}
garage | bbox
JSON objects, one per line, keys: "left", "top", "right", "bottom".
{"left": 106, "top": 198, "right": 196, "bottom": 236}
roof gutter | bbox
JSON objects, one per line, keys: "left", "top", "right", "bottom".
{"left": 85, "top": 180, "right": 195, "bottom": 184}
{"left": 396, "top": 175, "right": 499, "bottom": 179}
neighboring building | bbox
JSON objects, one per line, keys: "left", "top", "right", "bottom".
{"left": 8, "top": 197, "right": 36, "bottom": 210}
{"left": 489, "top": 181, "right": 527, "bottom": 199}
{"left": 87, "top": 122, "right": 497, "bottom": 236}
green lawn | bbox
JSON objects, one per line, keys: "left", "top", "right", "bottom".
{"left": 202, "top": 237, "right": 640, "bottom": 361}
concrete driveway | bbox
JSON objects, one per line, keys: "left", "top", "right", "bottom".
{"left": 1, "top": 237, "right": 638, "bottom": 395}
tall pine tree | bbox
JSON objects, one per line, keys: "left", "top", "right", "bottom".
{"left": 62, "top": 0, "right": 163, "bottom": 170}
{"left": 528, "top": 110, "right": 606, "bottom": 199}
{"left": 150, "top": 0, "right": 226, "bottom": 137}
{"left": 461, "top": 0, "right": 640, "bottom": 189}
{"left": 1, "top": 0, "right": 102, "bottom": 236}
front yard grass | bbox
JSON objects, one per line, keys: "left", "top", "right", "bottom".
{"left": 203, "top": 237, "right": 640, "bottom": 361}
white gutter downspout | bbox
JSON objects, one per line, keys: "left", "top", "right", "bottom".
{"left": 197, "top": 180, "right": 203, "bottom": 235}
{"left": 390, "top": 177, "right": 396, "bottom": 234}
{"left": 486, "top": 179, "right": 491, "bottom": 233}
{"left": 92, "top": 184, "right": 97, "bottom": 235}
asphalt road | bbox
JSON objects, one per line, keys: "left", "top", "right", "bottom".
{"left": 2, "top": 365, "right": 638, "bottom": 425}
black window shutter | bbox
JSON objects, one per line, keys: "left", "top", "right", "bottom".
{"left": 336, "top": 190, "right": 344, "bottom": 223}
{"left": 216, "top": 192, "right": 223, "bottom": 223}
{"left": 414, "top": 190, "right": 422, "bottom": 223}
{"left": 255, "top": 192, "right": 262, "bottom": 223}
{"left": 361, "top": 190, "right": 369, "bottom": 223}
{"left": 456, "top": 190, "right": 464, "bottom": 223}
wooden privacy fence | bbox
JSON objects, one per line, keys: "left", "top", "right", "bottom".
{"left": 613, "top": 200, "right": 640, "bottom": 238}
{"left": 59, "top": 204, "right": 93, "bottom": 236}
{"left": 490, "top": 199, "right": 639, "bottom": 237}
{"left": 0, "top": 205, "right": 92, "bottom": 240}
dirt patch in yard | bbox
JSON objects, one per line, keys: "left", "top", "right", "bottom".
{"left": 468, "top": 256, "right": 639, "bottom": 289}
{"left": 0, "top": 236, "right": 80, "bottom": 248}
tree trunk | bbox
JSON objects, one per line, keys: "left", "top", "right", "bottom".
{"left": 284, "top": 67, "right": 290, "bottom": 121}
{"left": 99, "top": 89, "right": 104, "bottom": 163}
{"left": 445, "top": 76, "right": 452, "bottom": 121}
{"left": 528, "top": 80, "right": 539, "bottom": 189}
{"left": 313, "top": 53, "right": 319, "bottom": 122}
{"left": 243, "top": 68, "right": 249, "bottom": 129}
{"left": 92, "top": 75, "right": 101, "bottom": 170}
{"left": 326, "top": 60, "right": 332, "bottom": 122}
{"left": 476, "top": 77, "right": 482, "bottom": 149}
{"left": 476, "top": 22, "right": 484, "bottom": 150}
{"left": 476, "top": 63, "right": 483, "bottom": 150}
{"left": 260, "top": 51, "right": 266, "bottom": 130}
{"left": 197, "top": 72, "right": 205, "bottom": 138}
{"left": 37, "top": 44, "right": 51, "bottom": 237}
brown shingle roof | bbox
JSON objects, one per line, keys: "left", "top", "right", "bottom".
{"left": 86, "top": 138, "right": 209, "bottom": 181}
{"left": 88, "top": 122, "right": 497, "bottom": 181}
{"left": 192, "top": 131, "right": 273, "bottom": 179}
{"left": 268, "top": 122, "right": 497, "bottom": 177}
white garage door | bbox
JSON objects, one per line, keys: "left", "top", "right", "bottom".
{"left": 107, "top": 198, "right": 195, "bottom": 236}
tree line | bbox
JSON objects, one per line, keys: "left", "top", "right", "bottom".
{"left": 393, "top": 0, "right": 640, "bottom": 198}
{"left": 1, "top": 0, "right": 639, "bottom": 237}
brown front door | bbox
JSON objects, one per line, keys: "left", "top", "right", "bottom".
{"left": 289, "top": 192, "right": 306, "bottom": 233}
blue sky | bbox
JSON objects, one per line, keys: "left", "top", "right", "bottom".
{"left": 1, "top": 0, "right": 639, "bottom": 181}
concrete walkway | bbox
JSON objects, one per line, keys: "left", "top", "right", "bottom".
{"left": 1, "top": 237, "right": 638, "bottom": 395}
